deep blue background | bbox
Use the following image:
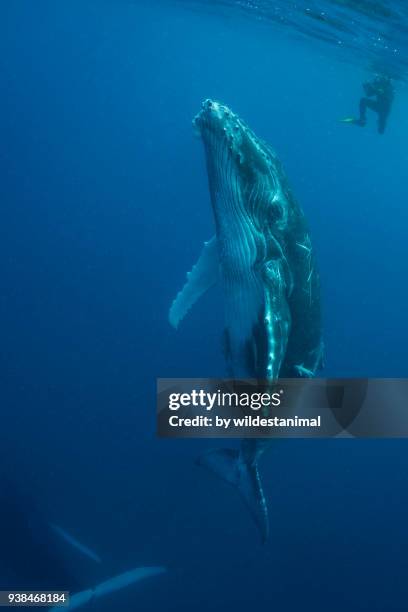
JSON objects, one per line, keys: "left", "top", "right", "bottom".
{"left": 1, "top": 1, "right": 408, "bottom": 610}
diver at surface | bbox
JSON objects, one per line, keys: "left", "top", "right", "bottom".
{"left": 342, "top": 75, "right": 394, "bottom": 134}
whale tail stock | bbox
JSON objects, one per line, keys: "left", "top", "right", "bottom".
{"left": 197, "top": 445, "right": 269, "bottom": 543}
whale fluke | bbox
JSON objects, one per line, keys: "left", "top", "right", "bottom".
{"left": 198, "top": 448, "right": 269, "bottom": 543}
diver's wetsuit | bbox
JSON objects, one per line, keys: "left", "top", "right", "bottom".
{"left": 357, "top": 76, "right": 394, "bottom": 134}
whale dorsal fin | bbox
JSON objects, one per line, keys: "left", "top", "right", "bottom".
{"left": 169, "top": 236, "right": 219, "bottom": 329}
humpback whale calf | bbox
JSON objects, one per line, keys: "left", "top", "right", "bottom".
{"left": 169, "top": 100, "right": 323, "bottom": 542}
{"left": 0, "top": 475, "right": 166, "bottom": 604}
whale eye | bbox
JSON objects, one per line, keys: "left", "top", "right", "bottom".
{"left": 266, "top": 201, "right": 283, "bottom": 226}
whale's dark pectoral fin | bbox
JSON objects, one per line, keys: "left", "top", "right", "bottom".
{"left": 169, "top": 236, "right": 219, "bottom": 328}
{"left": 197, "top": 449, "right": 269, "bottom": 543}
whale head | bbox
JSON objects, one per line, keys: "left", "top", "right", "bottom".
{"left": 193, "top": 99, "right": 271, "bottom": 171}
{"left": 193, "top": 99, "right": 289, "bottom": 237}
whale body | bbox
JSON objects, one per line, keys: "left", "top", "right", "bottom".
{"left": 170, "top": 100, "right": 323, "bottom": 541}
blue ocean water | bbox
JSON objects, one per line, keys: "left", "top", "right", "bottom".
{"left": 1, "top": 1, "right": 408, "bottom": 610}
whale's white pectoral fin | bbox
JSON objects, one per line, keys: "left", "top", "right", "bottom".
{"left": 50, "top": 567, "right": 167, "bottom": 611}
{"left": 169, "top": 236, "right": 219, "bottom": 328}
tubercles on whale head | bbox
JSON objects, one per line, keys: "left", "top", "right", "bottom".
{"left": 194, "top": 99, "right": 272, "bottom": 176}
{"left": 194, "top": 99, "right": 232, "bottom": 136}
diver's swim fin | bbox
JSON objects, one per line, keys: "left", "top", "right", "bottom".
{"left": 340, "top": 117, "right": 365, "bottom": 126}
{"left": 197, "top": 448, "right": 269, "bottom": 543}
